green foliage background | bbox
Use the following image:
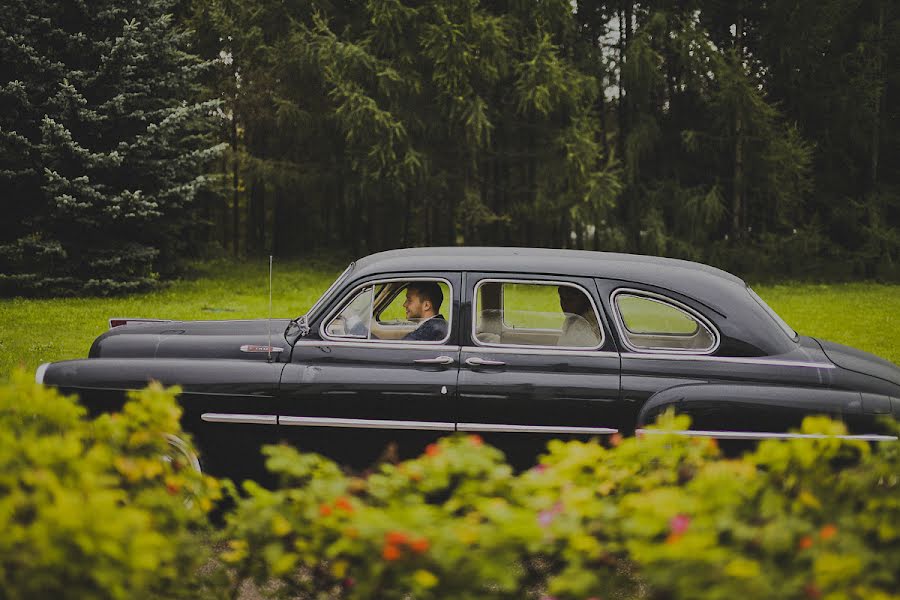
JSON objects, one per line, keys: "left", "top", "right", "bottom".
{"left": 2, "top": 0, "right": 899, "bottom": 294}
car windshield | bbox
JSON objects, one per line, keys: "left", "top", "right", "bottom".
{"left": 303, "top": 262, "right": 354, "bottom": 322}
{"left": 747, "top": 286, "right": 798, "bottom": 341}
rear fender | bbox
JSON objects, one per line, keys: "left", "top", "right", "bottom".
{"left": 636, "top": 383, "right": 872, "bottom": 435}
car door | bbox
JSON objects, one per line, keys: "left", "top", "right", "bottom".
{"left": 457, "top": 273, "right": 623, "bottom": 466}
{"left": 278, "top": 272, "right": 461, "bottom": 469}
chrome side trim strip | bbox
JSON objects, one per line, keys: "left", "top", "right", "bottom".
{"left": 279, "top": 416, "right": 456, "bottom": 431}
{"left": 201, "top": 413, "right": 277, "bottom": 425}
{"left": 635, "top": 428, "right": 897, "bottom": 442}
{"left": 461, "top": 345, "right": 619, "bottom": 359}
{"left": 293, "top": 340, "right": 462, "bottom": 352}
{"left": 622, "top": 353, "right": 835, "bottom": 369}
{"left": 35, "top": 362, "right": 50, "bottom": 384}
{"left": 458, "top": 423, "right": 618, "bottom": 435}
{"left": 240, "top": 344, "right": 285, "bottom": 353}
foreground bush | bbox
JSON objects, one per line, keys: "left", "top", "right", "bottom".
{"left": 221, "top": 415, "right": 900, "bottom": 600}
{"left": 0, "top": 372, "right": 222, "bottom": 599}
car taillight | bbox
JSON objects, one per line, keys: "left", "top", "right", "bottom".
{"left": 109, "top": 319, "right": 129, "bottom": 328}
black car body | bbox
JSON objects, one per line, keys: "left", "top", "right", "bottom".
{"left": 38, "top": 248, "right": 900, "bottom": 479}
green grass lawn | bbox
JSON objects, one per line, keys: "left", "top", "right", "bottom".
{"left": 1, "top": 261, "right": 897, "bottom": 378}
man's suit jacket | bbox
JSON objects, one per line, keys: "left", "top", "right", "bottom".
{"left": 403, "top": 315, "right": 448, "bottom": 341}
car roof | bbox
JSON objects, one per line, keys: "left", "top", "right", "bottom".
{"left": 353, "top": 247, "right": 746, "bottom": 302}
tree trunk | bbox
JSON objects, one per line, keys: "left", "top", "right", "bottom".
{"left": 231, "top": 105, "right": 239, "bottom": 257}
{"left": 732, "top": 7, "right": 744, "bottom": 239}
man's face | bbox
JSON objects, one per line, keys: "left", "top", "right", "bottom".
{"left": 558, "top": 286, "right": 589, "bottom": 316}
{"left": 403, "top": 289, "right": 428, "bottom": 320}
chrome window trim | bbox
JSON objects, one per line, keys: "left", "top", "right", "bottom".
{"left": 302, "top": 263, "right": 354, "bottom": 323}
{"left": 201, "top": 413, "right": 277, "bottom": 425}
{"left": 611, "top": 288, "right": 721, "bottom": 355}
{"left": 319, "top": 276, "right": 454, "bottom": 346}
{"left": 458, "top": 423, "right": 617, "bottom": 435}
{"left": 461, "top": 345, "right": 618, "bottom": 359}
{"left": 635, "top": 428, "right": 897, "bottom": 442}
{"left": 472, "top": 278, "right": 606, "bottom": 351}
{"left": 621, "top": 353, "right": 835, "bottom": 369}
{"left": 295, "top": 340, "right": 461, "bottom": 352}
{"left": 279, "top": 416, "right": 455, "bottom": 431}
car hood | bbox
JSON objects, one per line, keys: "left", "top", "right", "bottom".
{"left": 89, "top": 319, "right": 293, "bottom": 360}
{"left": 815, "top": 338, "right": 900, "bottom": 387}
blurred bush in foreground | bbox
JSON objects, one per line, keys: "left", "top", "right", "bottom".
{"left": 221, "top": 414, "right": 900, "bottom": 600}
{"left": 0, "top": 372, "right": 223, "bottom": 599}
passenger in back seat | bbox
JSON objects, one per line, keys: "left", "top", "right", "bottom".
{"left": 557, "top": 286, "right": 601, "bottom": 347}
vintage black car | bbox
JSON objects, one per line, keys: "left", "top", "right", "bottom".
{"left": 37, "top": 247, "right": 899, "bottom": 479}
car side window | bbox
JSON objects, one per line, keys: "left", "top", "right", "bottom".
{"left": 474, "top": 280, "right": 603, "bottom": 349}
{"left": 324, "top": 279, "right": 452, "bottom": 343}
{"left": 612, "top": 290, "right": 718, "bottom": 353}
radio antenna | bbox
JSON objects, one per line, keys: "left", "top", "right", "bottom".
{"left": 267, "top": 255, "right": 273, "bottom": 362}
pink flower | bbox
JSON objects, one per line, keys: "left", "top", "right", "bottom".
{"left": 538, "top": 501, "right": 564, "bottom": 528}
{"left": 669, "top": 514, "right": 691, "bottom": 535}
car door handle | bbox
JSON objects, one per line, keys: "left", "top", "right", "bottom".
{"left": 414, "top": 355, "right": 455, "bottom": 365}
{"left": 465, "top": 357, "right": 506, "bottom": 367}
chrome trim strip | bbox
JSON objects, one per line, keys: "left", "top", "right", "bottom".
{"left": 201, "top": 413, "right": 277, "bottom": 425}
{"left": 319, "top": 276, "right": 454, "bottom": 346}
{"left": 635, "top": 428, "right": 897, "bottom": 442}
{"left": 622, "top": 353, "right": 835, "bottom": 369}
{"left": 458, "top": 423, "right": 618, "bottom": 435}
{"left": 35, "top": 362, "right": 50, "bottom": 384}
{"left": 461, "top": 345, "right": 619, "bottom": 359}
{"left": 278, "top": 416, "right": 455, "bottom": 431}
{"left": 294, "top": 340, "right": 462, "bottom": 352}
{"left": 240, "top": 344, "right": 285, "bottom": 353}
{"left": 610, "top": 288, "right": 721, "bottom": 355}
{"left": 472, "top": 278, "right": 606, "bottom": 351}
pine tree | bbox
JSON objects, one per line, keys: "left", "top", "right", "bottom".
{"left": 0, "top": 0, "right": 222, "bottom": 295}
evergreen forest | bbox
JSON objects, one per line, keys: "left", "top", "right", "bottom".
{"left": 2, "top": 0, "right": 898, "bottom": 295}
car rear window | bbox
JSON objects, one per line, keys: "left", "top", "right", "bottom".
{"left": 612, "top": 290, "right": 718, "bottom": 353}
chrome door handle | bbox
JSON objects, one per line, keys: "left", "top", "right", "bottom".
{"left": 465, "top": 357, "right": 506, "bottom": 367}
{"left": 414, "top": 355, "right": 455, "bottom": 365}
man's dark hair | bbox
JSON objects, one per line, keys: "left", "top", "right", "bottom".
{"left": 407, "top": 281, "right": 443, "bottom": 312}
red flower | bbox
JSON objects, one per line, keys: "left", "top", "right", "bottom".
{"left": 804, "top": 583, "right": 821, "bottom": 599}
{"left": 386, "top": 531, "right": 409, "bottom": 546}
{"left": 425, "top": 443, "right": 440, "bottom": 457}
{"left": 410, "top": 537, "right": 430, "bottom": 554}
{"left": 382, "top": 544, "right": 401, "bottom": 561}
{"left": 469, "top": 434, "right": 483, "bottom": 446}
{"left": 335, "top": 496, "right": 354, "bottom": 513}
{"left": 319, "top": 503, "right": 333, "bottom": 517}
{"left": 819, "top": 524, "right": 837, "bottom": 540}
{"left": 609, "top": 433, "right": 623, "bottom": 447}
{"left": 798, "top": 536, "right": 814, "bottom": 550}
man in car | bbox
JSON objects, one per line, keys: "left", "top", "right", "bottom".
{"left": 402, "top": 282, "right": 448, "bottom": 341}
{"left": 557, "top": 285, "right": 601, "bottom": 347}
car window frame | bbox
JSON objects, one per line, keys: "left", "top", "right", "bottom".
{"left": 610, "top": 287, "right": 720, "bottom": 355}
{"left": 320, "top": 276, "right": 454, "bottom": 345}
{"left": 471, "top": 277, "right": 605, "bottom": 351}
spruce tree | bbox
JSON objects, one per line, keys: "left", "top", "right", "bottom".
{"left": 0, "top": 0, "right": 221, "bottom": 295}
